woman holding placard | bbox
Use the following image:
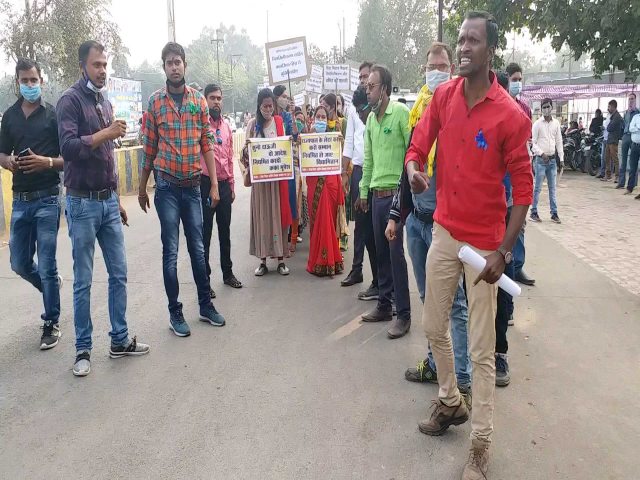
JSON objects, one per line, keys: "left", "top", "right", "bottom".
{"left": 305, "top": 104, "right": 345, "bottom": 277}
{"left": 242, "top": 88, "right": 292, "bottom": 276}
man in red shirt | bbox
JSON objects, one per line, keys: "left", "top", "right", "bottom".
{"left": 405, "top": 11, "right": 532, "bottom": 479}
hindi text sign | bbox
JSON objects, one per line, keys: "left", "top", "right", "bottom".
{"left": 265, "top": 37, "right": 310, "bottom": 85}
{"left": 323, "top": 64, "right": 350, "bottom": 91}
{"left": 305, "top": 65, "right": 323, "bottom": 94}
{"left": 299, "top": 133, "right": 342, "bottom": 177}
{"left": 248, "top": 136, "right": 295, "bottom": 183}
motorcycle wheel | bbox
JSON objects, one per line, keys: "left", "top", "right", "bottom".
{"left": 568, "top": 151, "right": 577, "bottom": 171}
{"left": 579, "top": 152, "right": 587, "bottom": 173}
{"left": 589, "top": 151, "right": 600, "bottom": 176}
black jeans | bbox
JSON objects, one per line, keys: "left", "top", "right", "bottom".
{"left": 495, "top": 207, "right": 515, "bottom": 354}
{"left": 371, "top": 194, "right": 410, "bottom": 319}
{"left": 350, "top": 166, "right": 378, "bottom": 285}
{"left": 200, "top": 175, "right": 233, "bottom": 280}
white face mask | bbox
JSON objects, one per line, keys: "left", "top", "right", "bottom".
{"left": 425, "top": 70, "right": 450, "bottom": 93}
{"left": 276, "top": 96, "right": 289, "bottom": 110}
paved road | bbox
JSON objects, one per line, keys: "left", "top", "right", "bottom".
{"left": 1, "top": 171, "right": 638, "bottom": 479}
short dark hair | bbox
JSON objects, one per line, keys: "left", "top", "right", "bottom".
{"left": 359, "top": 61, "right": 373, "bottom": 72}
{"left": 273, "top": 85, "right": 286, "bottom": 98}
{"left": 541, "top": 98, "right": 553, "bottom": 107}
{"left": 371, "top": 64, "right": 392, "bottom": 96}
{"left": 595, "top": 109, "right": 602, "bottom": 115}
{"left": 426, "top": 42, "right": 453, "bottom": 65}
{"left": 161, "top": 42, "right": 186, "bottom": 64}
{"left": 465, "top": 11, "right": 499, "bottom": 49}
{"left": 204, "top": 83, "right": 222, "bottom": 97}
{"left": 79, "top": 40, "right": 104, "bottom": 66}
{"left": 505, "top": 62, "right": 522, "bottom": 76}
{"left": 352, "top": 85, "right": 368, "bottom": 108}
{"left": 629, "top": 92, "right": 637, "bottom": 99}
{"left": 609, "top": 99, "right": 617, "bottom": 108}
{"left": 15, "top": 58, "right": 41, "bottom": 78}
{"left": 496, "top": 71, "right": 509, "bottom": 90}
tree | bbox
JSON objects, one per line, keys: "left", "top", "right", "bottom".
{"left": 349, "top": 0, "right": 436, "bottom": 90}
{"left": 444, "top": 0, "right": 640, "bottom": 79}
{"left": 0, "top": 0, "right": 127, "bottom": 87}
{"left": 307, "top": 44, "right": 331, "bottom": 66}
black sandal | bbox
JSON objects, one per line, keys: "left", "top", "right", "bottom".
{"left": 224, "top": 275, "right": 243, "bottom": 288}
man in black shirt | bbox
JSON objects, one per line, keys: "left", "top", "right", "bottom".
{"left": 0, "top": 58, "right": 64, "bottom": 350}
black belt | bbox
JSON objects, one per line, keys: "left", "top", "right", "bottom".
{"left": 157, "top": 170, "right": 201, "bottom": 187}
{"left": 13, "top": 186, "right": 59, "bottom": 202}
{"left": 67, "top": 188, "right": 113, "bottom": 200}
{"left": 413, "top": 209, "right": 434, "bottom": 224}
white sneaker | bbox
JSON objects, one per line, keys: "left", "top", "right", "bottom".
{"left": 277, "top": 263, "right": 290, "bottom": 276}
{"left": 73, "top": 351, "right": 91, "bottom": 377}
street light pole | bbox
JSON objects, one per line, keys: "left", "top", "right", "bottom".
{"left": 437, "top": 0, "right": 443, "bottom": 42}
{"left": 211, "top": 29, "right": 224, "bottom": 81}
{"left": 230, "top": 54, "right": 242, "bottom": 116}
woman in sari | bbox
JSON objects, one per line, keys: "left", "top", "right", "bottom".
{"left": 242, "top": 88, "right": 292, "bottom": 276}
{"left": 306, "top": 105, "right": 345, "bottom": 277}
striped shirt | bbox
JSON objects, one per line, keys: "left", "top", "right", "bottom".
{"left": 142, "top": 85, "right": 212, "bottom": 179}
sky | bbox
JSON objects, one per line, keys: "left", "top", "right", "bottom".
{"left": 0, "top": 0, "right": 361, "bottom": 74}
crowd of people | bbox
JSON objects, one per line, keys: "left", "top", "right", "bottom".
{"left": 2, "top": 8, "right": 637, "bottom": 479}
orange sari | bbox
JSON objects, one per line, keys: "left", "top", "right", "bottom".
{"left": 306, "top": 174, "right": 344, "bottom": 276}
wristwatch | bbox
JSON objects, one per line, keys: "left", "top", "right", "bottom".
{"left": 497, "top": 246, "right": 513, "bottom": 264}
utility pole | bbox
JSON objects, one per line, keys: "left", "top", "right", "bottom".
{"left": 167, "top": 0, "right": 176, "bottom": 42}
{"left": 437, "top": 0, "right": 443, "bottom": 42}
{"left": 211, "top": 29, "right": 224, "bottom": 81}
{"left": 230, "top": 54, "right": 242, "bottom": 116}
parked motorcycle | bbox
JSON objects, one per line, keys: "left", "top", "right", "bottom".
{"left": 563, "top": 127, "right": 584, "bottom": 172}
{"left": 581, "top": 133, "right": 603, "bottom": 176}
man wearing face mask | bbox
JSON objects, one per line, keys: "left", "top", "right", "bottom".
{"left": 391, "top": 43, "right": 472, "bottom": 401}
{"left": 530, "top": 98, "right": 564, "bottom": 224}
{"left": 138, "top": 42, "right": 225, "bottom": 338}
{"left": 0, "top": 58, "right": 64, "bottom": 351}
{"left": 200, "top": 83, "right": 242, "bottom": 294}
{"left": 57, "top": 41, "right": 150, "bottom": 376}
{"left": 357, "top": 64, "right": 412, "bottom": 339}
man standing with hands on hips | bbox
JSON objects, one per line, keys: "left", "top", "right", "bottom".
{"left": 405, "top": 12, "right": 532, "bottom": 478}
{"left": 0, "top": 58, "right": 64, "bottom": 351}
{"left": 138, "top": 42, "right": 225, "bottom": 338}
{"left": 57, "top": 40, "right": 150, "bottom": 377}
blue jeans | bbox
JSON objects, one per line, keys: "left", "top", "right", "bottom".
{"left": 628, "top": 142, "right": 640, "bottom": 192}
{"left": 618, "top": 134, "right": 632, "bottom": 187}
{"left": 512, "top": 227, "right": 525, "bottom": 275}
{"left": 66, "top": 193, "right": 129, "bottom": 352}
{"left": 154, "top": 175, "right": 211, "bottom": 314}
{"left": 10, "top": 196, "right": 61, "bottom": 324}
{"left": 405, "top": 213, "right": 472, "bottom": 387}
{"left": 531, "top": 156, "right": 558, "bottom": 216}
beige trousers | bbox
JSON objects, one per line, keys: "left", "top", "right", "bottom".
{"left": 423, "top": 222, "right": 498, "bottom": 444}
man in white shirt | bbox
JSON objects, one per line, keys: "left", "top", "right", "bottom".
{"left": 530, "top": 97, "right": 564, "bottom": 224}
{"left": 340, "top": 65, "right": 379, "bottom": 301}
{"left": 627, "top": 113, "right": 640, "bottom": 197}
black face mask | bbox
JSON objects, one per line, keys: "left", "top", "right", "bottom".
{"left": 209, "top": 107, "right": 221, "bottom": 120}
{"left": 166, "top": 77, "right": 185, "bottom": 89}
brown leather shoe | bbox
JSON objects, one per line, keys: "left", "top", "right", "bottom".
{"left": 387, "top": 316, "right": 410, "bottom": 338}
{"left": 418, "top": 398, "right": 469, "bottom": 436}
{"left": 461, "top": 439, "right": 490, "bottom": 480}
{"left": 361, "top": 306, "right": 392, "bottom": 322}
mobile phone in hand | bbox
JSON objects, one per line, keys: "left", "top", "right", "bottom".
{"left": 17, "top": 148, "right": 30, "bottom": 160}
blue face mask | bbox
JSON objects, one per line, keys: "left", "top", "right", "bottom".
{"left": 20, "top": 84, "right": 41, "bottom": 103}
{"left": 509, "top": 81, "right": 522, "bottom": 97}
{"left": 314, "top": 120, "right": 327, "bottom": 133}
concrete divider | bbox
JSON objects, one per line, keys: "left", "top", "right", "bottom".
{"left": 0, "top": 132, "right": 246, "bottom": 238}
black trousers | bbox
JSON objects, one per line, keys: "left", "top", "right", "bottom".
{"left": 495, "top": 206, "right": 515, "bottom": 354}
{"left": 350, "top": 165, "right": 378, "bottom": 285}
{"left": 200, "top": 175, "right": 233, "bottom": 280}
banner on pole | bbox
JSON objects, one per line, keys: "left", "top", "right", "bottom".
{"left": 265, "top": 37, "right": 310, "bottom": 85}
{"left": 248, "top": 137, "right": 295, "bottom": 183}
{"left": 299, "top": 132, "right": 343, "bottom": 176}
{"left": 305, "top": 65, "right": 323, "bottom": 94}
{"left": 323, "top": 64, "right": 350, "bottom": 91}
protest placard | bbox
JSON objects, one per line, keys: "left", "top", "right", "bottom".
{"left": 265, "top": 37, "right": 310, "bottom": 85}
{"left": 294, "top": 93, "right": 306, "bottom": 107}
{"left": 305, "top": 65, "right": 323, "bottom": 94}
{"left": 323, "top": 64, "right": 350, "bottom": 91}
{"left": 350, "top": 67, "right": 359, "bottom": 91}
{"left": 248, "top": 136, "right": 295, "bottom": 183}
{"left": 299, "top": 132, "right": 342, "bottom": 177}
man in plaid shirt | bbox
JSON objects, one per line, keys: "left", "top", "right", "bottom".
{"left": 138, "top": 42, "right": 226, "bottom": 336}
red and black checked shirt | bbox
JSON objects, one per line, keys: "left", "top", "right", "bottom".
{"left": 142, "top": 85, "right": 212, "bottom": 179}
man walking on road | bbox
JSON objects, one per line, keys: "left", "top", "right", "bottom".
{"left": 57, "top": 41, "right": 150, "bottom": 376}
{"left": 603, "top": 100, "right": 623, "bottom": 182}
{"left": 405, "top": 12, "right": 533, "bottom": 478}
{"left": 201, "top": 83, "right": 242, "bottom": 294}
{"left": 138, "top": 42, "right": 225, "bottom": 337}
{"left": 505, "top": 62, "right": 535, "bottom": 286}
{"left": 341, "top": 61, "right": 379, "bottom": 302}
{"left": 0, "top": 58, "right": 64, "bottom": 350}
{"left": 530, "top": 98, "right": 564, "bottom": 224}
{"left": 357, "top": 65, "right": 412, "bottom": 339}
{"left": 617, "top": 93, "right": 639, "bottom": 190}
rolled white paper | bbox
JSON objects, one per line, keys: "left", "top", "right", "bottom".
{"left": 458, "top": 246, "right": 522, "bottom": 297}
